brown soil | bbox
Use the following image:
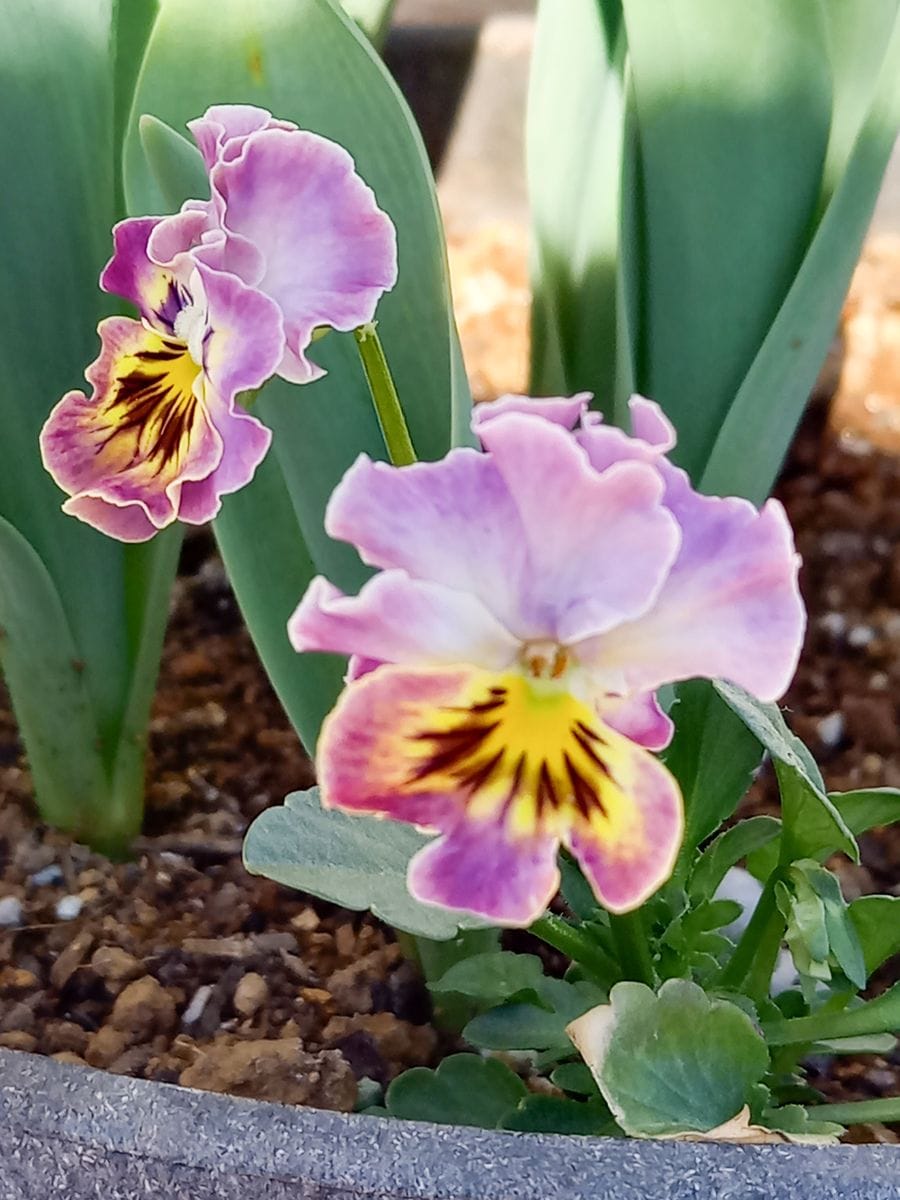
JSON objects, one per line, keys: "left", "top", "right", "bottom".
{"left": 1, "top": 233, "right": 899, "bottom": 1140}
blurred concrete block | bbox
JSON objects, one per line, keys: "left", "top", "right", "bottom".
{"left": 394, "top": 0, "right": 535, "bottom": 27}
{"left": 437, "top": 13, "right": 534, "bottom": 233}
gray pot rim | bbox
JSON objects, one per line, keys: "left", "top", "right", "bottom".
{"left": 0, "top": 1047, "right": 897, "bottom": 1199}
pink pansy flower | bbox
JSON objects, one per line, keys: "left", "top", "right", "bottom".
{"left": 40, "top": 217, "right": 283, "bottom": 541}
{"left": 153, "top": 104, "right": 398, "bottom": 384}
{"left": 289, "top": 395, "right": 805, "bottom": 926}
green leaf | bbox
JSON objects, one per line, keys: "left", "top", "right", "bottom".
{"left": 665, "top": 681, "right": 765, "bottom": 871}
{"left": 0, "top": 518, "right": 107, "bottom": 831}
{"left": 848, "top": 895, "right": 900, "bottom": 976}
{"left": 831, "top": 788, "right": 900, "bottom": 836}
{"left": 0, "top": 0, "right": 176, "bottom": 849}
{"left": 761, "top": 1104, "right": 844, "bottom": 1141}
{"left": 112, "top": 0, "right": 159, "bottom": 214}
{"left": 340, "top": 0, "right": 396, "bottom": 47}
{"left": 550, "top": 1061, "right": 600, "bottom": 1096}
{"left": 242, "top": 787, "right": 489, "bottom": 940}
{"left": 689, "top": 817, "right": 783, "bottom": 903}
{"left": 622, "top": 0, "right": 833, "bottom": 480}
{"left": 527, "top": 0, "right": 629, "bottom": 404}
{"left": 714, "top": 681, "right": 857, "bottom": 863}
{"left": 432, "top": 952, "right": 548, "bottom": 1008}
{"left": 500, "top": 1094, "right": 616, "bottom": 1136}
{"left": 126, "top": 0, "right": 467, "bottom": 752}
{"left": 764, "top": 981, "right": 900, "bottom": 1045}
{"left": 138, "top": 113, "right": 209, "bottom": 206}
{"left": 569, "top": 979, "right": 770, "bottom": 1137}
{"left": 699, "top": 12, "right": 900, "bottom": 502}
{"left": 385, "top": 1055, "right": 527, "bottom": 1129}
{"left": 464, "top": 979, "right": 605, "bottom": 1054}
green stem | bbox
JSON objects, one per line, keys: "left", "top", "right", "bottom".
{"left": 718, "top": 872, "right": 782, "bottom": 991}
{"left": 529, "top": 913, "right": 620, "bottom": 982}
{"left": 743, "top": 908, "right": 786, "bottom": 1004}
{"left": 608, "top": 909, "right": 655, "bottom": 987}
{"left": 354, "top": 322, "right": 417, "bottom": 466}
{"left": 763, "top": 981, "right": 900, "bottom": 1046}
{"left": 805, "top": 1097, "right": 900, "bottom": 1126}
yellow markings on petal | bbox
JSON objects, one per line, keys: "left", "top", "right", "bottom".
{"left": 403, "top": 670, "right": 646, "bottom": 848}
{"left": 95, "top": 328, "right": 203, "bottom": 480}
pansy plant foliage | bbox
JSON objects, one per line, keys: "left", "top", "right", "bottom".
{"left": 41, "top": 101, "right": 900, "bottom": 1140}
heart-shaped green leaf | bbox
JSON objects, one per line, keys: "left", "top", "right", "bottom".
{"left": 568, "top": 979, "right": 771, "bottom": 1137}
{"left": 385, "top": 1054, "right": 527, "bottom": 1128}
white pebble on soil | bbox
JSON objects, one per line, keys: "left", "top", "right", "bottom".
{"left": 0, "top": 896, "right": 23, "bottom": 927}
{"left": 847, "top": 624, "right": 875, "bottom": 648}
{"left": 55, "top": 895, "right": 83, "bottom": 921}
{"left": 816, "top": 711, "right": 845, "bottom": 749}
{"left": 28, "top": 864, "right": 64, "bottom": 888}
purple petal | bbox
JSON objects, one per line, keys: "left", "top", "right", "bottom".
{"left": 582, "top": 491, "right": 805, "bottom": 701}
{"left": 473, "top": 392, "right": 591, "bottom": 433}
{"left": 100, "top": 217, "right": 182, "bottom": 329}
{"left": 601, "top": 692, "right": 674, "bottom": 752}
{"left": 195, "top": 261, "right": 284, "bottom": 398}
{"left": 289, "top": 571, "right": 520, "bottom": 669}
{"left": 566, "top": 727, "right": 683, "bottom": 913}
{"left": 408, "top": 823, "right": 560, "bottom": 926}
{"left": 40, "top": 316, "right": 223, "bottom": 536}
{"left": 188, "top": 104, "right": 297, "bottom": 170}
{"left": 61, "top": 494, "right": 158, "bottom": 543}
{"left": 209, "top": 128, "right": 397, "bottom": 383}
{"left": 475, "top": 412, "right": 681, "bottom": 642}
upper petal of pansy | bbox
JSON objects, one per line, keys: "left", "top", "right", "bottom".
{"left": 289, "top": 571, "right": 520, "bottom": 671}
{"left": 208, "top": 128, "right": 398, "bottom": 383}
{"left": 188, "top": 104, "right": 297, "bottom": 170}
{"left": 472, "top": 392, "right": 591, "bottom": 433}
{"left": 318, "top": 663, "right": 683, "bottom": 923}
{"left": 194, "top": 261, "right": 284, "bottom": 398}
{"left": 581, "top": 489, "right": 805, "bottom": 702}
{"left": 100, "top": 217, "right": 187, "bottom": 331}
{"left": 475, "top": 413, "right": 681, "bottom": 642}
{"left": 40, "top": 316, "right": 222, "bottom": 540}
{"left": 327, "top": 417, "right": 680, "bottom": 644}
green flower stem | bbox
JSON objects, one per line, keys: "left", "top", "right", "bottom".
{"left": 805, "top": 1097, "right": 900, "bottom": 1126}
{"left": 743, "top": 907, "right": 787, "bottom": 1004}
{"left": 607, "top": 909, "right": 655, "bottom": 987}
{"left": 763, "top": 981, "right": 900, "bottom": 1046}
{"left": 354, "top": 322, "right": 417, "bottom": 466}
{"left": 717, "top": 871, "right": 782, "bottom": 992}
{"left": 529, "top": 912, "right": 620, "bottom": 982}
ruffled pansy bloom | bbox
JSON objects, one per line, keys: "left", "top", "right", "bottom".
{"left": 290, "top": 395, "right": 805, "bottom": 925}
{"left": 153, "top": 104, "right": 398, "bottom": 384}
{"left": 40, "top": 216, "right": 284, "bottom": 541}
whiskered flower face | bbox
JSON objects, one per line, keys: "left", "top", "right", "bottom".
{"left": 290, "top": 395, "right": 806, "bottom": 926}
{"left": 40, "top": 216, "right": 283, "bottom": 541}
{"left": 153, "top": 104, "right": 399, "bottom": 384}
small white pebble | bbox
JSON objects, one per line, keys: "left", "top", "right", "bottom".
{"left": 882, "top": 612, "right": 900, "bottom": 640}
{"left": 0, "top": 896, "right": 23, "bottom": 927}
{"left": 55, "top": 895, "right": 83, "bottom": 921}
{"left": 870, "top": 672, "right": 889, "bottom": 691}
{"left": 181, "top": 984, "right": 214, "bottom": 1027}
{"left": 28, "top": 864, "right": 63, "bottom": 888}
{"left": 816, "top": 712, "right": 844, "bottom": 749}
{"left": 817, "top": 612, "right": 846, "bottom": 639}
{"left": 847, "top": 624, "right": 875, "bottom": 649}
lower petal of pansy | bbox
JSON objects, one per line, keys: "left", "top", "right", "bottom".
{"left": 61, "top": 494, "right": 159, "bottom": 543}
{"left": 564, "top": 723, "right": 683, "bottom": 913}
{"left": 408, "top": 821, "right": 560, "bottom": 926}
{"left": 600, "top": 691, "right": 674, "bottom": 753}
{"left": 318, "top": 663, "right": 683, "bottom": 923}
{"left": 40, "top": 316, "right": 221, "bottom": 533}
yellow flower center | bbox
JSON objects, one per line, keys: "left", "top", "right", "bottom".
{"left": 405, "top": 670, "right": 640, "bottom": 844}
{"left": 98, "top": 330, "right": 202, "bottom": 476}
